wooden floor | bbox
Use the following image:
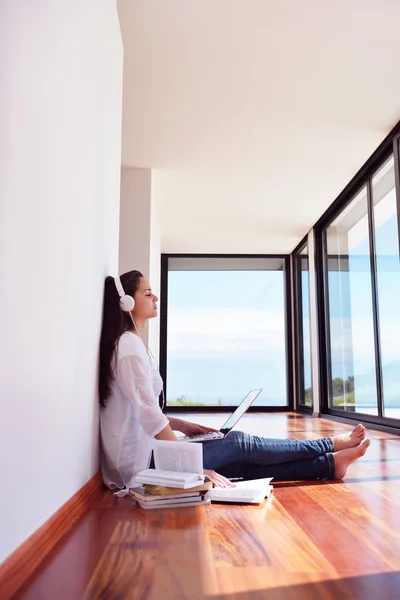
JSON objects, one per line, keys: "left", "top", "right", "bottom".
{"left": 12, "top": 413, "right": 400, "bottom": 600}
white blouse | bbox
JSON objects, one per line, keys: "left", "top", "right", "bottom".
{"left": 100, "top": 331, "right": 169, "bottom": 491}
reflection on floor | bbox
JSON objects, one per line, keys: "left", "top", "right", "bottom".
{"left": 14, "top": 413, "right": 400, "bottom": 600}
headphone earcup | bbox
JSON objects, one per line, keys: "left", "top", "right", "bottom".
{"left": 119, "top": 295, "right": 135, "bottom": 312}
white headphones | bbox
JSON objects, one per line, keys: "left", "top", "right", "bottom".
{"left": 114, "top": 276, "right": 135, "bottom": 312}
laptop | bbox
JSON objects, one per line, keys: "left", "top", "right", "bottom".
{"left": 180, "top": 389, "right": 262, "bottom": 442}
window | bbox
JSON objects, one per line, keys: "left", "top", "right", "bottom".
{"left": 372, "top": 157, "right": 400, "bottom": 419}
{"left": 162, "top": 256, "right": 290, "bottom": 408}
{"left": 314, "top": 126, "right": 400, "bottom": 427}
{"left": 295, "top": 243, "right": 313, "bottom": 407}
{"left": 325, "top": 187, "right": 378, "bottom": 415}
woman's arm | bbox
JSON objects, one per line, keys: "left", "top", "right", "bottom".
{"left": 167, "top": 417, "right": 184, "bottom": 431}
{"left": 154, "top": 423, "right": 178, "bottom": 441}
{"left": 168, "top": 417, "right": 218, "bottom": 436}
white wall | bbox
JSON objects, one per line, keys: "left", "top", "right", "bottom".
{"left": 148, "top": 188, "right": 162, "bottom": 361}
{"left": 119, "top": 167, "right": 151, "bottom": 276}
{"left": 0, "top": 0, "right": 123, "bottom": 563}
{"left": 119, "top": 167, "right": 162, "bottom": 358}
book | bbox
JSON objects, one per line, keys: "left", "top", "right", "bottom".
{"left": 152, "top": 438, "right": 204, "bottom": 473}
{"left": 136, "top": 440, "right": 207, "bottom": 488}
{"left": 204, "top": 478, "right": 273, "bottom": 505}
{"left": 144, "top": 481, "right": 213, "bottom": 495}
{"left": 134, "top": 494, "right": 202, "bottom": 506}
{"left": 135, "top": 498, "right": 211, "bottom": 510}
{"left": 135, "top": 468, "right": 205, "bottom": 489}
{"left": 130, "top": 486, "right": 201, "bottom": 502}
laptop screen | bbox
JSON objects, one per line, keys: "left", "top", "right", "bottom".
{"left": 219, "top": 389, "right": 262, "bottom": 435}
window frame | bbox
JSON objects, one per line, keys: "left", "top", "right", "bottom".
{"left": 315, "top": 123, "right": 400, "bottom": 428}
{"left": 159, "top": 253, "right": 293, "bottom": 413}
{"left": 292, "top": 235, "right": 313, "bottom": 413}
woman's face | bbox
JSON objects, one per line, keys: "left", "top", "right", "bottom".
{"left": 132, "top": 277, "right": 159, "bottom": 320}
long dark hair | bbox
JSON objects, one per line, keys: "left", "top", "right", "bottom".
{"left": 99, "top": 270, "right": 143, "bottom": 406}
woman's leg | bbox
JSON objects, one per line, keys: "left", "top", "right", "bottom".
{"left": 217, "top": 455, "right": 334, "bottom": 481}
{"left": 204, "top": 437, "right": 370, "bottom": 481}
{"left": 202, "top": 430, "right": 334, "bottom": 473}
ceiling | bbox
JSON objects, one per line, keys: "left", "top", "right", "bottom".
{"left": 117, "top": 0, "right": 400, "bottom": 253}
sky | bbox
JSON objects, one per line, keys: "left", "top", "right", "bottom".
{"left": 166, "top": 268, "right": 287, "bottom": 406}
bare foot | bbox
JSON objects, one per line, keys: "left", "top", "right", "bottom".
{"left": 333, "top": 439, "right": 370, "bottom": 479}
{"left": 332, "top": 424, "right": 366, "bottom": 451}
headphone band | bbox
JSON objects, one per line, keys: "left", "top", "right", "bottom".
{"left": 114, "top": 276, "right": 125, "bottom": 298}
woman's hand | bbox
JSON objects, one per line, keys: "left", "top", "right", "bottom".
{"left": 169, "top": 417, "right": 218, "bottom": 437}
{"left": 204, "top": 469, "right": 236, "bottom": 488}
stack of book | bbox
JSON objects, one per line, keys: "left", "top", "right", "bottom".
{"left": 130, "top": 480, "right": 213, "bottom": 510}
{"left": 130, "top": 439, "right": 212, "bottom": 510}
{"left": 130, "top": 439, "right": 274, "bottom": 509}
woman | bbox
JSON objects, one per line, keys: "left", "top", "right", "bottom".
{"left": 99, "top": 270, "right": 369, "bottom": 492}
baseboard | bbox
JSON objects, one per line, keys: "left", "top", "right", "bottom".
{"left": 0, "top": 471, "right": 103, "bottom": 600}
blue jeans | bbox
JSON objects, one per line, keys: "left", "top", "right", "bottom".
{"left": 202, "top": 431, "right": 335, "bottom": 480}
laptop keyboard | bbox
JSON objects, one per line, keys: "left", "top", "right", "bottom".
{"left": 189, "top": 432, "right": 223, "bottom": 440}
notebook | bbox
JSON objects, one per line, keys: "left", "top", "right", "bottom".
{"left": 180, "top": 388, "right": 262, "bottom": 442}
{"left": 204, "top": 477, "right": 273, "bottom": 504}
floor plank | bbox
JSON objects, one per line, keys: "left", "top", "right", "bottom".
{"left": 12, "top": 413, "right": 400, "bottom": 600}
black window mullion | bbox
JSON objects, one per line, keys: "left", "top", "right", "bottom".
{"left": 319, "top": 229, "right": 333, "bottom": 412}
{"left": 297, "top": 256, "right": 306, "bottom": 405}
{"left": 285, "top": 256, "right": 294, "bottom": 411}
{"left": 366, "top": 178, "right": 383, "bottom": 419}
{"left": 294, "top": 250, "right": 306, "bottom": 406}
{"left": 159, "top": 254, "right": 168, "bottom": 410}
